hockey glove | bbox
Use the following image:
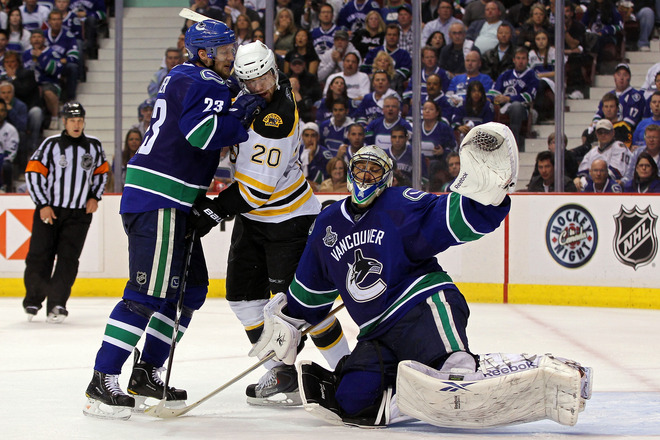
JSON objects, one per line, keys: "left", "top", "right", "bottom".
{"left": 187, "top": 196, "right": 228, "bottom": 238}
{"left": 229, "top": 94, "right": 267, "bottom": 129}
{"left": 450, "top": 122, "right": 519, "bottom": 205}
{"left": 249, "top": 292, "right": 306, "bottom": 365}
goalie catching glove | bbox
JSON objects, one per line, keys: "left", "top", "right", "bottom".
{"left": 450, "top": 122, "right": 519, "bottom": 206}
{"left": 249, "top": 292, "right": 306, "bottom": 365}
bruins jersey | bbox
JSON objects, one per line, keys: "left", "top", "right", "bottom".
{"left": 230, "top": 84, "right": 321, "bottom": 223}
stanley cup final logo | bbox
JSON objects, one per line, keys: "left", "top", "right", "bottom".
{"left": 613, "top": 205, "right": 658, "bottom": 270}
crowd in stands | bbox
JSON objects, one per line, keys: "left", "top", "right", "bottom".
{"left": 0, "top": 0, "right": 109, "bottom": 193}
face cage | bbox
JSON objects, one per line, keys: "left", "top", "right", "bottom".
{"left": 348, "top": 157, "right": 392, "bottom": 205}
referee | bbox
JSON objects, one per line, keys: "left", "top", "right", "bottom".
{"left": 23, "top": 102, "right": 109, "bottom": 323}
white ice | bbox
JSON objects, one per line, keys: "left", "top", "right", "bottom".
{"left": 3, "top": 298, "right": 660, "bottom": 440}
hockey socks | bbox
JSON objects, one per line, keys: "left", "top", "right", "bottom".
{"left": 310, "top": 316, "right": 351, "bottom": 370}
{"left": 140, "top": 301, "right": 192, "bottom": 367}
{"left": 94, "top": 300, "right": 150, "bottom": 375}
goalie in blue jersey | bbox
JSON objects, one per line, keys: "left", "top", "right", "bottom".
{"left": 250, "top": 123, "right": 593, "bottom": 429}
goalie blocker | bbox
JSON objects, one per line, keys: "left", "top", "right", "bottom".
{"left": 299, "top": 353, "right": 592, "bottom": 429}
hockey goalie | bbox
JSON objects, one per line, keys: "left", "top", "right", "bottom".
{"left": 249, "top": 123, "right": 592, "bottom": 428}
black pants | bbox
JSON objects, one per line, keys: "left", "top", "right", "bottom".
{"left": 225, "top": 214, "right": 316, "bottom": 302}
{"left": 23, "top": 207, "right": 92, "bottom": 311}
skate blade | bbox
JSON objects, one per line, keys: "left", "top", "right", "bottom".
{"left": 46, "top": 314, "right": 67, "bottom": 324}
{"left": 246, "top": 391, "right": 302, "bottom": 407}
{"left": 132, "top": 395, "right": 186, "bottom": 413}
{"left": 83, "top": 398, "right": 132, "bottom": 420}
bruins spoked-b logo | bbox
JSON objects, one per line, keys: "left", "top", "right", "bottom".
{"left": 546, "top": 204, "right": 598, "bottom": 268}
{"left": 613, "top": 205, "right": 658, "bottom": 270}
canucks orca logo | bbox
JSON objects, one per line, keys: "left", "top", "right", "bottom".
{"left": 346, "top": 249, "right": 386, "bottom": 302}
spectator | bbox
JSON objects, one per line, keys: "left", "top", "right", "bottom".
{"left": 481, "top": 23, "right": 514, "bottom": 81}
{"left": 592, "top": 63, "right": 645, "bottom": 131}
{"left": 315, "top": 75, "right": 355, "bottom": 123}
{"left": 338, "top": 122, "right": 367, "bottom": 162}
{"left": 0, "top": 80, "right": 26, "bottom": 173}
{"left": 309, "top": 3, "right": 338, "bottom": 56}
{"left": 337, "top": 0, "right": 380, "bottom": 34}
{"left": 70, "top": 0, "right": 108, "bottom": 60}
{"left": 563, "top": 1, "right": 589, "bottom": 98}
{"left": 633, "top": 92, "right": 660, "bottom": 148}
{"left": 547, "top": 132, "right": 579, "bottom": 179}
{"left": 320, "top": 98, "right": 355, "bottom": 155}
{"left": 579, "top": 158, "right": 623, "bottom": 192}
{"left": 640, "top": 62, "right": 660, "bottom": 99}
{"left": 288, "top": 54, "right": 322, "bottom": 119}
{"left": 45, "top": 10, "right": 80, "bottom": 102}
{"left": 0, "top": 99, "right": 18, "bottom": 192}
{"left": 581, "top": 92, "right": 633, "bottom": 151}
{"left": 54, "top": 0, "right": 84, "bottom": 45}
{"left": 224, "top": 0, "right": 261, "bottom": 31}
{"left": 230, "top": 13, "right": 254, "bottom": 46}
{"left": 527, "top": 150, "right": 578, "bottom": 192}
{"left": 518, "top": 3, "right": 554, "bottom": 49}
{"left": 108, "top": 128, "right": 142, "bottom": 192}
{"left": 318, "top": 156, "right": 349, "bottom": 192}
{"left": 148, "top": 48, "right": 181, "bottom": 98}
{"left": 643, "top": 71, "right": 660, "bottom": 117}
{"left": 0, "top": 29, "right": 7, "bottom": 69}
{"left": 284, "top": 29, "right": 319, "bottom": 75}
{"left": 23, "top": 30, "right": 62, "bottom": 130}
{"left": 386, "top": 124, "right": 417, "bottom": 187}
{"left": 289, "top": 76, "right": 313, "bottom": 123}
{"left": 421, "top": 0, "right": 462, "bottom": 47}
{"left": 19, "top": 0, "right": 49, "bottom": 32}
{"left": 396, "top": 3, "right": 413, "bottom": 53}
{"left": 362, "top": 23, "right": 412, "bottom": 80}
{"left": 299, "top": 121, "right": 332, "bottom": 190}
{"left": 351, "top": 10, "right": 386, "bottom": 59}
{"left": 581, "top": 0, "right": 624, "bottom": 70}
{"left": 1, "top": 51, "right": 42, "bottom": 160}
{"left": 425, "top": 30, "right": 446, "bottom": 59}
{"left": 353, "top": 69, "right": 399, "bottom": 125}
{"left": 488, "top": 46, "right": 538, "bottom": 151}
{"left": 364, "top": 95, "right": 412, "bottom": 152}
{"left": 439, "top": 22, "right": 470, "bottom": 76}
{"left": 440, "top": 151, "right": 460, "bottom": 191}
{"left": 317, "top": 29, "right": 361, "bottom": 83}
{"left": 189, "top": 0, "right": 225, "bottom": 21}
{"left": 380, "top": 0, "right": 407, "bottom": 24}
{"left": 323, "top": 52, "right": 370, "bottom": 101}
{"left": 466, "top": 1, "right": 508, "bottom": 53}
{"left": 462, "top": 0, "right": 506, "bottom": 27}
{"left": 131, "top": 97, "right": 154, "bottom": 138}
{"left": 446, "top": 50, "right": 493, "bottom": 107}
{"left": 420, "top": 99, "right": 456, "bottom": 187}
{"left": 451, "top": 80, "right": 495, "bottom": 141}
{"left": 371, "top": 49, "right": 406, "bottom": 97}
{"left": 6, "top": 8, "right": 31, "bottom": 53}
{"left": 273, "top": 7, "right": 297, "bottom": 57}
{"left": 623, "top": 151, "right": 660, "bottom": 192}
{"left": 618, "top": 0, "right": 655, "bottom": 53}
{"left": 529, "top": 29, "right": 557, "bottom": 122}
{"left": 621, "top": 124, "right": 660, "bottom": 187}
{"left": 422, "top": 0, "right": 441, "bottom": 23}
{"left": 410, "top": 72, "right": 454, "bottom": 122}
{"left": 505, "top": 0, "right": 534, "bottom": 31}
{"left": 575, "top": 119, "right": 631, "bottom": 187}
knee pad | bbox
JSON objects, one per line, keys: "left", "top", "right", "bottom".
{"left": 181, "top": 285, "right": 208, "bottom": 311}
{"left": 123, "top": 299, "right": 157, "bottom": 320}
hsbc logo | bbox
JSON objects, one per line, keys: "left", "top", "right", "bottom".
{"left": 0, "top": 209, "right": 34, "bottom": 260}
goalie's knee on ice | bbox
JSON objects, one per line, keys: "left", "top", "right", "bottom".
{"left": 335, "top": 371, "right": 384, "bottom": 416}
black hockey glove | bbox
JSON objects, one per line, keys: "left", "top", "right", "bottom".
{"left": 229, "top": 94, "right": 267, "bottom": 129}
{"left": 187, "top": 197, "right": 228, "bottom": 238}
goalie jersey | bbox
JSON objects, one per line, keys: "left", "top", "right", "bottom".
{"left": 121, "top": 62, "right": 248, "bottom": 214}
{"left": 229, "top": 84, "right": 320, "bottom": 223}
{"left": 287, "top": 189, "right": 510, "bottom": 339}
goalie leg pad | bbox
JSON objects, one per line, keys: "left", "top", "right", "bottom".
{"left": 396, "top": 354, "right": 585, "bottom": 429}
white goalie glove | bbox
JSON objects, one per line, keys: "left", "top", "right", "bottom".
{"left": 450, "top": 122, "right": 519, "bottom": 206}
{"left": 249, "top": 292, "right": 306, "bottom": 365}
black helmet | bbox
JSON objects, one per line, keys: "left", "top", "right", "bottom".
{"left": 62, "top": 102, "right": 86, "bottom": 118}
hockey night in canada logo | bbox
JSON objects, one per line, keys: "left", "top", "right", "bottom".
{"left": 546, "top": 204, "right": 598, "bottom": 268}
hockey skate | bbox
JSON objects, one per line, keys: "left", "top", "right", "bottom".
{"left": 246, "top": 364, "right": 302, "bottom": 406}
{"left": 24, "top": 306, "right": 38, "bottom": 322}
{"left": 83, "top": 370, "right": 135, "bottom": 420}
{"left": 46, "top": 306, "right": 68, "bottom": 324}
{"left": 127, "top": 359, "right": 187, "bottom": 412}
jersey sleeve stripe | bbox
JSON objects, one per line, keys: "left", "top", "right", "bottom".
{"left": 446, "top": 192, "right": 484, "bottom": 242}
{"left": 93, "top": 161, "right": 110, "bottom": 175}
{"left": 25, "top": 160, "right": 48, "bottom": 176}
{"left": 289, "top": 275, "right": 338, "bottom": 307}
{"left": 125, "top": 166, "right": 207, "bottom": 206}
{"left": 237, "top": 181, "right": 267, "bottom": 207}
{"left": 234, "top": 170, "right": 277, "bottom": 193}
{"left": 185, "top": 114, "right": 217, "bottom": 150}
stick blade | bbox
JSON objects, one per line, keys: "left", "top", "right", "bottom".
{"left": 178, "top": 7, "right": 212, "bottom": 23}
{"left": 144, "top": 400, "right": 194, "bottom": 418}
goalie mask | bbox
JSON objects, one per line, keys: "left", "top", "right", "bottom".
{"left": 234, "top": 42, "right": 278, "bottom": 96}
{"left": 347, "top": 145, "right": 394, "bottom": 206}
{"left": 185, "top": 19, "right": 236, "bottom": 62}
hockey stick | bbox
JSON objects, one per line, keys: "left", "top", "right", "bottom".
{"left": 179, "top": 8, "right": 213, "bottom": 23}
{"left": 145, "top": 302, "right": 346, "bottom": 418}
{"left": 160, "top": 230, "right": 196, "bottom": 400}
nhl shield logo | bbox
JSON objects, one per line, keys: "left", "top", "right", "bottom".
{"left": 136, "top": 271, "right": 147, "bottom": 285}
{"left": 613, "top": 205, "right": 658, "bottom": 270}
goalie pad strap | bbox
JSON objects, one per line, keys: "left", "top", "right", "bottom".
{"left": 396, "top": 355, "right": 583, "bottom": 429}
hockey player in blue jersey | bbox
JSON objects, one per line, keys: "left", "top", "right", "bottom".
{"left": 250, "top": 123, "right": 592, "bottom": 429}
{"left": 83, "top": 19, "right": 266, "bottom": 420}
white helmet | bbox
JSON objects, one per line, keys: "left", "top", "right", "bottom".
{"left": 347, "top": 145, "right": 394, "bottom": 206}
{"left": 234, "top": 41, "right": 278, "bottom": 84}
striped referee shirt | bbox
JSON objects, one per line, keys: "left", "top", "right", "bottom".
{"left": 25, "top": 132, "right": 109, "bottom": 209}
